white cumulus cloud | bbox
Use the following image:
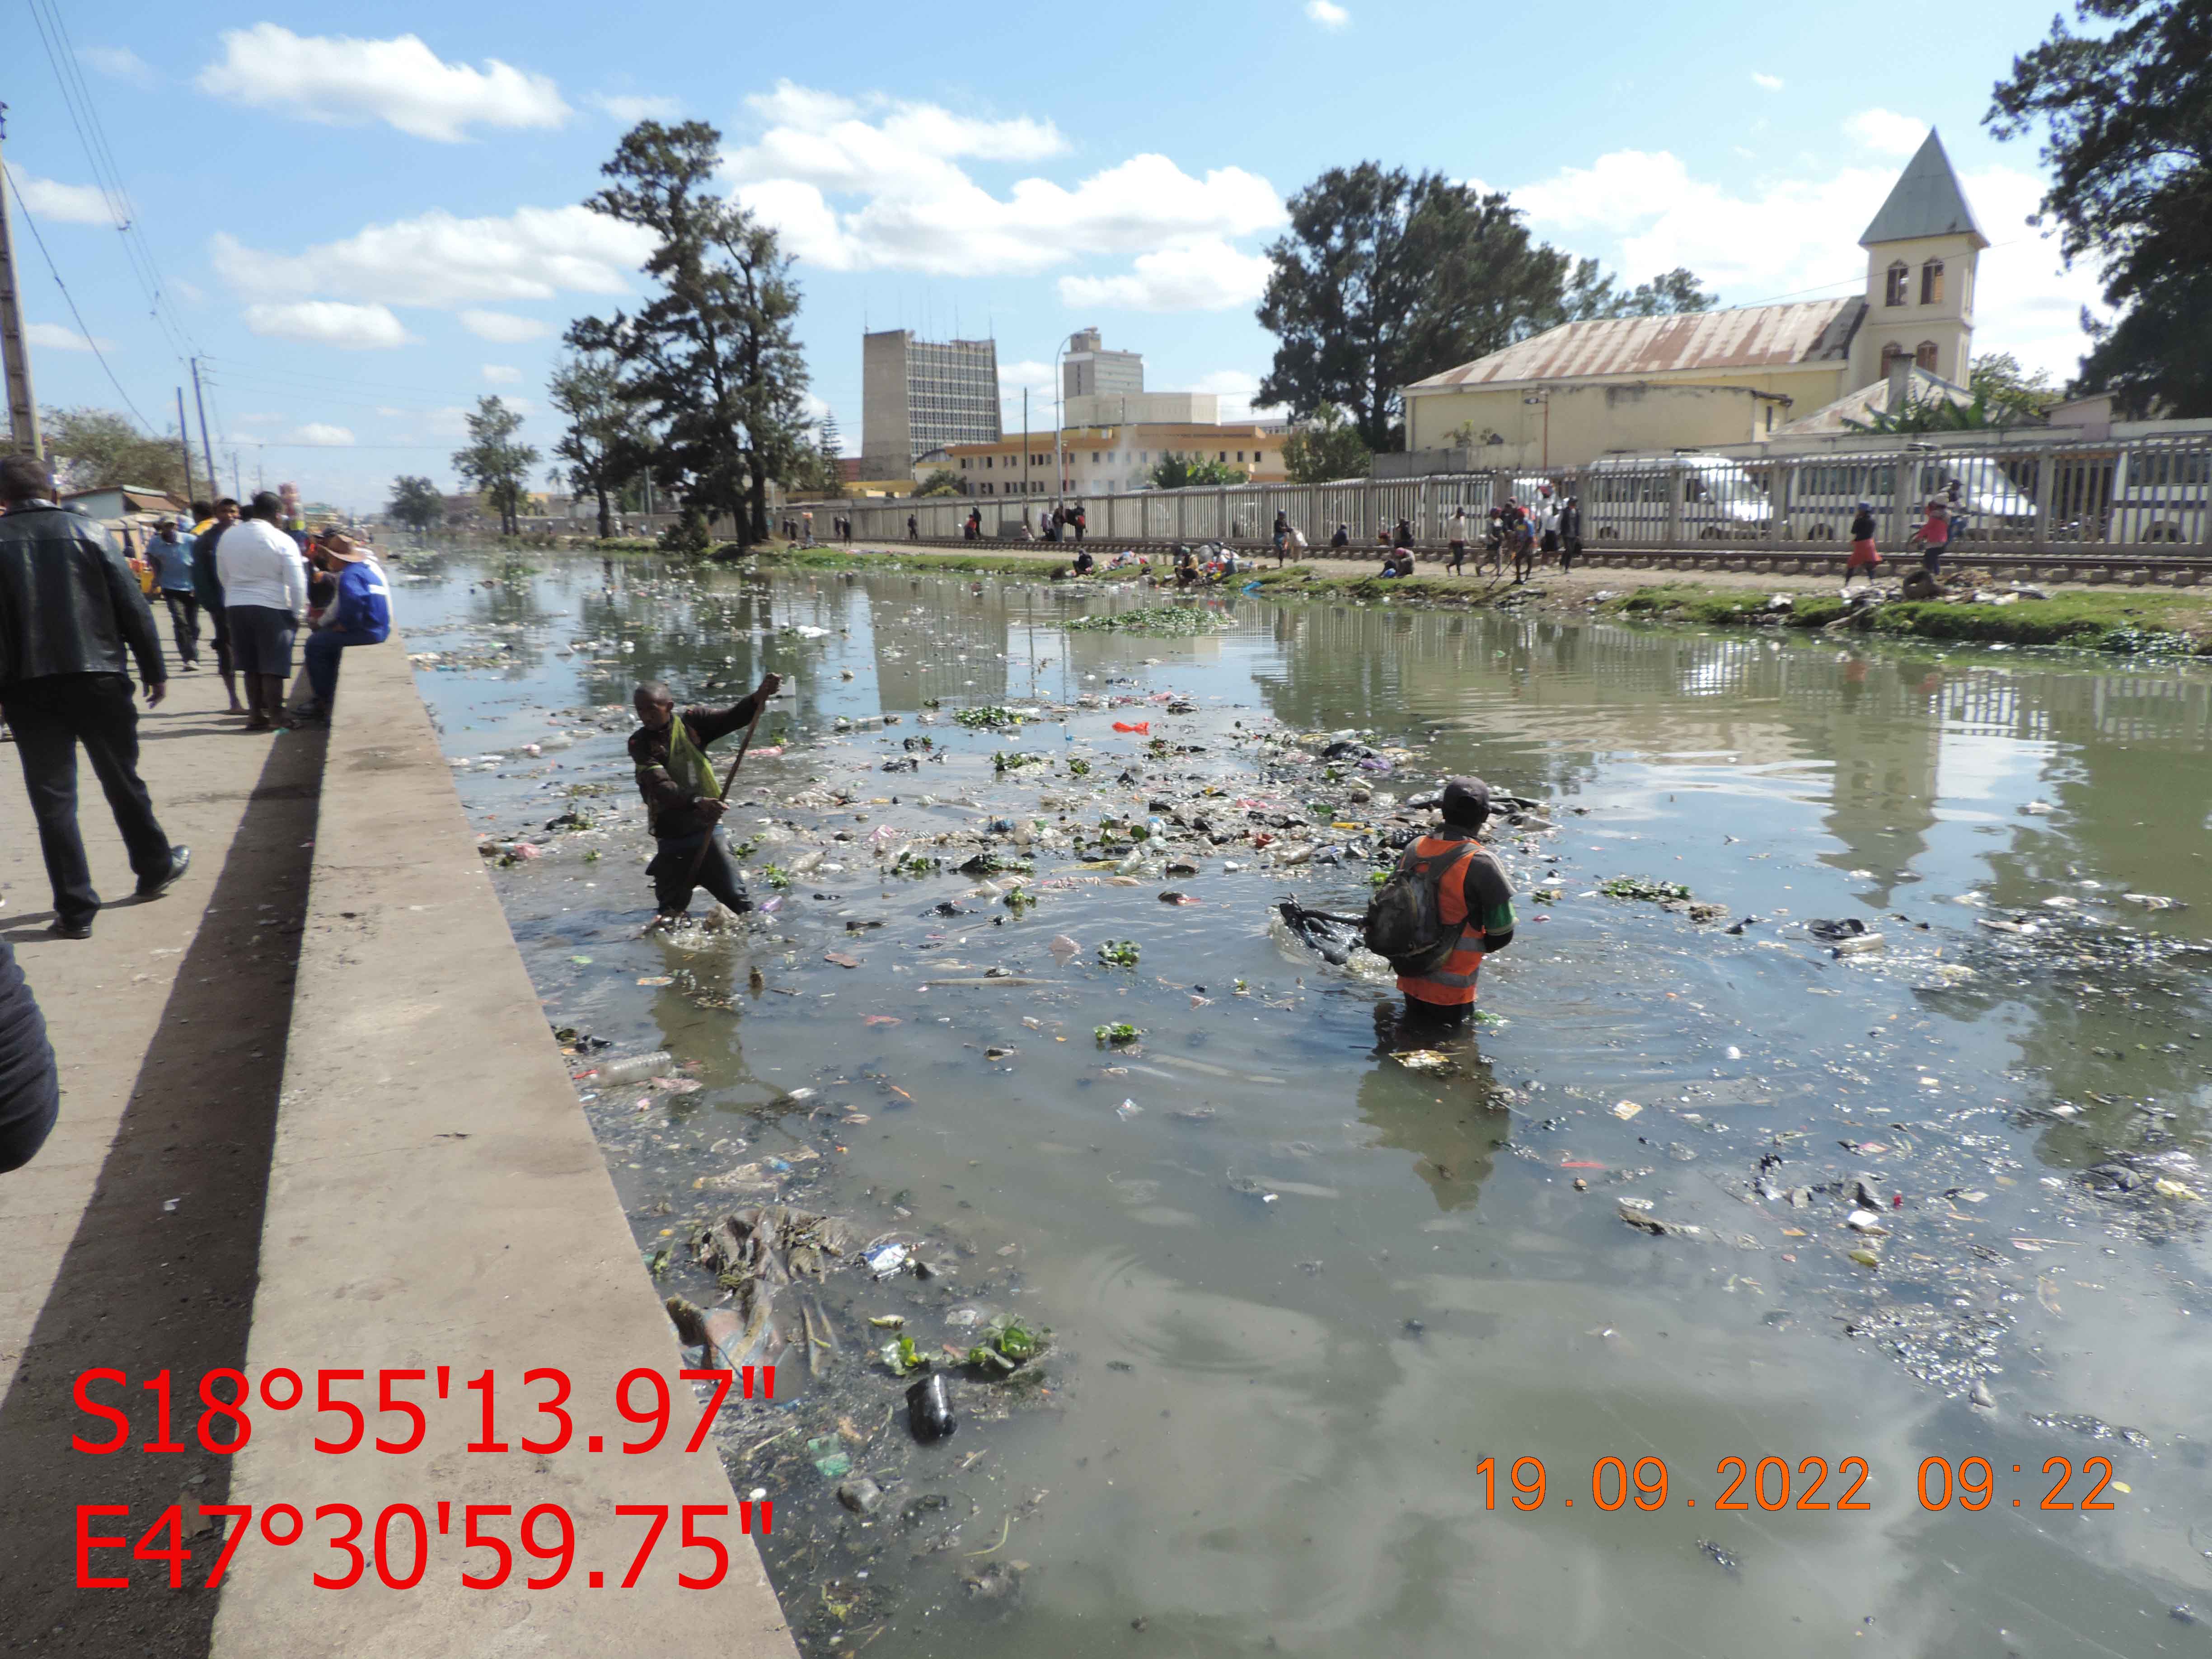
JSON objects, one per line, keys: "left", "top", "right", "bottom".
{"left": 1306, "top": 0, "right": 1350, "bottom": 26}
{"left": 1509, "top": 142, "right": 2105, "bottom": 385}
{"left": 26, "top": 321, "right": 112, "bottom": 351}
{"left": 80, "top": 45, "right": 154, "bottom": 84}
{"left": 725, "top": 81, "right": 1282, "bottom": 297}
{"left": 459, "top": 308, "right": 555, "bottom": 341}
{"left": 1845, "top": 108, "right": 1926, "bottom": 158}
{"left": 212, "top": 206, "right": 656, "bottom": 309}
{"left": 242, "top": 300, "right": 417, "bottom": 350}
{"left": 287, "top": 423, "right": 356, "bottom": 446}
{"left": 196, "top": 24, "right": 570, "bottom": 143}
{"left": 1750, "top": 71, "right": 1784, "bottom": 91}
{"left": 482, "top": 364, "right": 522, "bottom": 383}
{"left": 591, "top": 92, "right": 680, "bottom": 122}
{"left": 1058, "top": 239, "right": 1273, "bottom": 311}
{"left": 8, "top": 169, "right": 116, "bottom": 226}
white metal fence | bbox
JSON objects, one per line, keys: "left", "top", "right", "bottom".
{"left": 829, "top": 435, "right": 2212, "bottom": 556}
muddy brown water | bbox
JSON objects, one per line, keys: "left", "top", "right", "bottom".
{"left": 400, "top": 549, "right": 2212, "bottom": 1656}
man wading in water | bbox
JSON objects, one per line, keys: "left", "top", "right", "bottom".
{"left": 1372, "top": 777, "right": 1515, "bottom": 1036}
{"left": 629, "top": 675, "right": 779, "bottom": 928}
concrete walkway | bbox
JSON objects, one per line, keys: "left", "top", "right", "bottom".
{"left": 0, "top": 640, "right": 795, "bottom": 1656}
{"left": 0, "top": 665, "right": 323, "bottom": 1655}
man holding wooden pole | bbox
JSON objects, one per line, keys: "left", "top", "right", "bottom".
{"left": 628, "top": 673, "right": 779, "bottom": 927}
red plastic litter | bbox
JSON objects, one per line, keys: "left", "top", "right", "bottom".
{"left": 1113, "top": 721, "right": 1150, "bottom": 734}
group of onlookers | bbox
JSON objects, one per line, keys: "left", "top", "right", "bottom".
{"left": 0, "top": 453, "right": 391, "bottom": 945}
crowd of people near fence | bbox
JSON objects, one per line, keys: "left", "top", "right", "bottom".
{"left": 0, "top": 452, "right": 392, "bottom": 942}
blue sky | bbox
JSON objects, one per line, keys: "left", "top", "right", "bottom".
{"left": 7, "top": 0, "right": 2099, "bottom": 510}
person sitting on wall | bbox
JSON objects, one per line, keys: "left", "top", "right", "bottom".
{"left": 1330, "top": 524, "right": 1350, "bottom": 550}
{"left": 295, "top": 533, "right": 392, "bottom": 723}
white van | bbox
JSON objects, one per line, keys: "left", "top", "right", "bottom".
{"left": 1581, "top": 455, "right": 1772, "bottom": 542}
{"left": 2109, "top": 445, "right": 2211, "bottom": 545}
{"left": 1784, "top": 453, "right": 2037, "bottom": 542}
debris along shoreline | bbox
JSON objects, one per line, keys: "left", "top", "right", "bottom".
{"left": 411, "top": 553, "right": 2212, "bottom": 1653}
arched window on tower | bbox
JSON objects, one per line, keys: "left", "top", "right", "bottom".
{"left": 1885, "top": 262, "right": 1910, "bottom": 305}
{"left": 1915, "top": 341, "right": 1940, "bottom": 372}
{"left": 1920, "top": 259, "right": 1944, "bottom": 305}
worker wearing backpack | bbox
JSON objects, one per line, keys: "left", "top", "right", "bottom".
{"left": 1364, "top": 778, "right": 1515, "bottom": 1026}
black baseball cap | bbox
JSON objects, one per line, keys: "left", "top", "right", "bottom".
{"left": 1440, "top": 777, "right": 1491, "bottom": 823}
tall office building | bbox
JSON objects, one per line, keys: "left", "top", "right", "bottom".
{"left": 860, "top": 329, "right": 1002, "bottom": 481}
{"left": 1061, "top": 327, "right": 1143, "bottom": 400}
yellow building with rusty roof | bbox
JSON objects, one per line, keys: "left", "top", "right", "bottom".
{"left": 1400, "top": 132, "right": 1988, "bottom": 470}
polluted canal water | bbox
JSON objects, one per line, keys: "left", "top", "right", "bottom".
{"left": 402, "top": 549, "right": 2212, "bottom": 1656}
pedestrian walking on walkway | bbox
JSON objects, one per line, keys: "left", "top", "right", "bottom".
{"left": 190, "top": 499, "right": 248, "bottom": 713}
{"left": 145, "top": 519, "right": 200, "bottom": 669}
{"left": 215, "top": 491, "right": 308, "bottom": 732}
{"left": 1844, "top": 501, "right": 1882, "bottom": 588}
{"left": 0, "top": 454, "right": 191, "bottom": 940}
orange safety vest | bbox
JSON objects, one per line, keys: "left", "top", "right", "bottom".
{"left": 1395, "top": 832, "right": 1486, "bottom": 1008}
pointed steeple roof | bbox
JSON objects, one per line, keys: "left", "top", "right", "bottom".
{"left": 1860, "top": 130, "right": 1987, "bottom": 248}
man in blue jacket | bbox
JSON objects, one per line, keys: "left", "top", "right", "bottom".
{"left": 297, "top": 532, "right": 389, "bottom": 722}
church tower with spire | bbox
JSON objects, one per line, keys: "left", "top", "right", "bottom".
{"left": 1847, "top": 130, "right": 1989, "bottom": 390}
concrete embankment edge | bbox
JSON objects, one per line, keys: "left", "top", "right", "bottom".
{"left": 211, "top": 640, "right": 797, "bottom": 1656}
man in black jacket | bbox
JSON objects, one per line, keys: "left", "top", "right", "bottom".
{"left": 628, "top": 674, "right": 779, "bottom": 926}
{"left": 0, "top": 455, "right": 190, "bottom": 939}
{"left": 0, "top": 940, "right": 59, "bottom": 1172}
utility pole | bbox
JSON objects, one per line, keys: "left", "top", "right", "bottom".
{"left": 191, "top": 357, "right": 218, "bottom": 501}
{"left": 0, "top": 104, "right": 44, "bottom": 457}
{"left": 175, "top": 388, "right": 196, "bottom": 501}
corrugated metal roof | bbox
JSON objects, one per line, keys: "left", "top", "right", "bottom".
{"left": 1771, "top": 365, "right": 1971, "bottom": 435}
{"left": 1404, "top": 297, "right": 1864, "bottom": 393}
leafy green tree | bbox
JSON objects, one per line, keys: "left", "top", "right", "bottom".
{"left": 1569, "top": 265, "right": 1715, "bottom": 320}
{"left": 915, "top": 467, "right": 965, "bottom": 497}
{"left": 1256, "top": 165, "right": 1587, "bottom": 450}
{"left": 547, "top": 350, "right": 643, "bottom": 539}
{"left": 450, "top": 396, "right": 539, "bottom": 536}
{"left": 1147, "top": 453, "right": 1248, "bottom": 489}
{"left": 569, "top": 120, "right": 811, "bottom": 545}
{"left": 387, "top": 474, "right": 444, "bottom": 533}
{"left": 1988, "top": 0, "right": 2212, "bottom": 415}
{"left": 1969, "top": 351, "right": 2062, "bottom": 420}
{"left": 44, "top": 407, "right": 191, "bottom": 497}
{"left": 1280, "top": 403, "right": 1373, "bottom": 482}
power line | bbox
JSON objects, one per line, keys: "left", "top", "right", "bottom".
{"left": 22, "top": 0, "right": 201, "bottom": 360}
{"left": 5, "top": 167, "right": 152, "bottom": 427}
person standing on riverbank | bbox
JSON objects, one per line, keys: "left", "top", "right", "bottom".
{"left": 630, "top": 673, "right": 781, "bottom": 927}
{"left": 216, "top": 492, "right": 308, "bottom": 732}
{"left": 0, "top": 453, "right": 191, "bottom": 940}
{"left": 1384, "top": 778, "right": 1514, "bottom": 1031}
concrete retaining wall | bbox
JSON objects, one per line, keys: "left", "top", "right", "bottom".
{"left": 213, "top": 640, "right": 795, "bottom": 1656}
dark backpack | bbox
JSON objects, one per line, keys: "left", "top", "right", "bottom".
{"left": 1363, "top": 841, "right": 1471, "bottom": 974}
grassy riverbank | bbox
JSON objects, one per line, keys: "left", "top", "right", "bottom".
{"left": 1604, "top": 581, "right": 2212, "bottom": 654}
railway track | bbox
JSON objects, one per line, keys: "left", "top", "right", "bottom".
{"left": 862, "top": 538, "right": 2212, "bottom": 587}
